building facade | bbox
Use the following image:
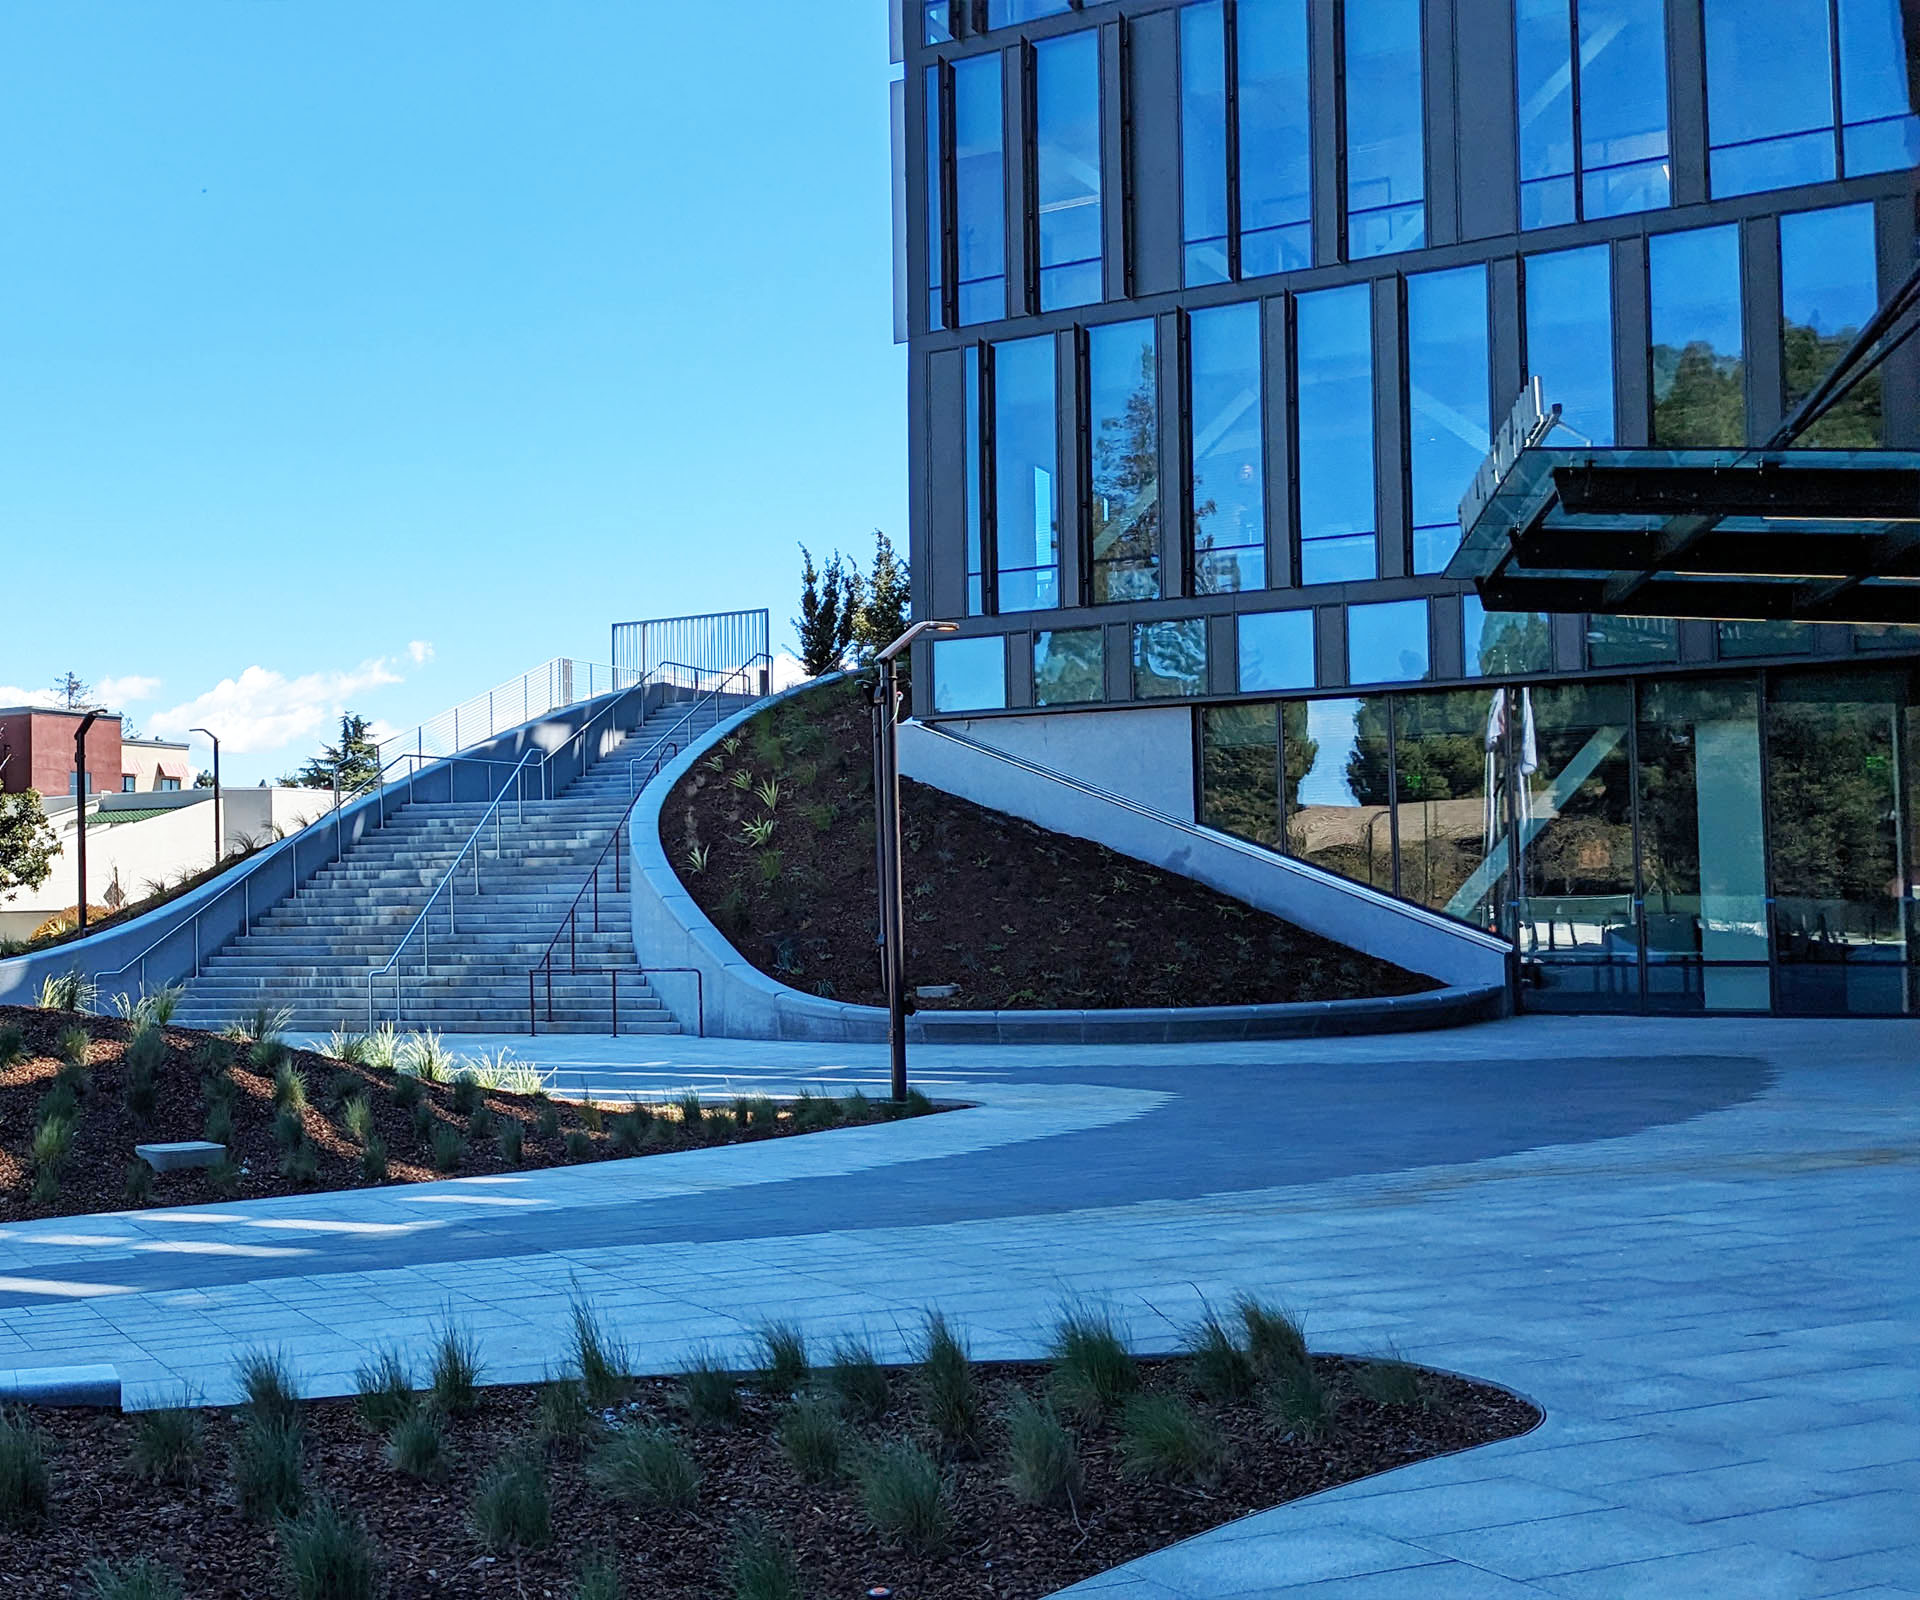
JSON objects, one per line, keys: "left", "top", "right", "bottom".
{"left": 899, "top": 0, "right": 1920, "bottom": 1015}
{"left": 0, "top": 708, "right": 125, "bottom": 800}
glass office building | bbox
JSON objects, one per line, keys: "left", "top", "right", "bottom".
{"left": 900, "top": 0, "right": 1920, "bottom": 1015}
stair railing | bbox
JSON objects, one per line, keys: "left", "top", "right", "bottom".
{"left": 625, "top": 655, "right": 774, "bottom": 796}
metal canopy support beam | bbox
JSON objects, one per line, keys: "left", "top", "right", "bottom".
{"left": 1557, "top": 463, "right": 1920, "bottom": 521}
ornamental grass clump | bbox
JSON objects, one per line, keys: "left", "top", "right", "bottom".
{"left": 675, "top": 1351, "right": 742, "bottom": 1430}
{"left": 352, "top": 1348, "right": 414, "bottom": 1434}
{"left": 280, "top": 1141, "right": 319, "bottom": 1186}
{"left": 1355, "top": 1346, "right": 1426, "bottom": 1408}
{"left": 569, "top": 1297, "right": 630, "bottom": 1408}
{"left": 432, "top": 1123, "right": 465, "bottom": 1173}
{"left": 1118, "top": 1392, "right": 1225, "bottom": 1487}
{"left": 359, "top": 1136, "right": 388, "bottom": 1183}
{"left": 609, "top": 1108, "right": 649, "bottom": 1156}
{"left": 1238, "top": 1296, "right": 1309, "bottom": 1380}
{"left": 390, "top": 1071, "right": 423, "bottom": 1111}
{"left": 755, "top": 1320, "right": 809, "bottom": 1394}
{"left": 824, "top": 1337, "right": 891, "bottom": 1424}
{"left": 1048, "top": 1305, "right": 1138, "bottom": 1420}
{"left": 123, "top": 1159, "right": 155, "bottom": 1205}
{"left": 56, "top": 1024, "right": 91, "bottom": 1068}
{"left": 0, "top": 1409, "right": 50, "bottom": 1529}
{"left": 237, "top": 1349, "right": 301, "bottom": 1428}
{"left": 572, "top": 1554, "right": 624, "bottom": 1600}
{"left": 83, "top": 1557, "right": 186, "bottom": 1600}
{"left": 917, "top": 1312, "right": 979, "bottom": 1449}
{"left": 536, "top": 1377, "right": 595, "bottom": 1445}
{"left": 279, "top": 1497, "right": 378, "bottom": 1600}
{"left": 497, "top": 1119, "right": 524, "bottom": 1165}
{"left": 1002, "top": 1392, "right": 1082, "bottom": 1509}
{"left": 470, "top": 1451, "right": 552, "bottom": 1551}
{"left": 429, "top": 1323, "right": 482, "bottom": 1416}
{"left": 728, "top": 1517, "right": 807, "bottom": 1600}
{"left": 777, "top": 1393, "right": 846, "bottom": 1483}
{"left": 233, "top": 1415, "right": 305, "bottom": 1521}
{"left": 271, "top": 1062, "right": 308, "bottom": 1113}
{"left": 203, "top": 1100, "right": 236, "bottom": 1148}
{"left": 589, "top": 1423, "right": 700, "bottom": 1511}
{"left": 385, "top": 1409, "right": 449, "bottom": 1481}
{"left": 1266, "top": 1362, "right": 1336, "bottom": 1441}
{"left": 129, "top": 1402, "right": 204, "bottom": 1486}
{"left": 563, "top": 1129, "right": 594, "bottom": 1161}
{"left": 1185, "top": 1307, "right": 1258, "bottom": 1402}
{"left": 0, "top": 1023, "right": 25, "bottom": 1068}
{"left": 340, "top": 1095, "right": 374, "bottom": 1144}
{"left": 450, "top": 1074, "right": 483, "bottom": 1117}
{"left": 857, "top": 1440, "right": 951, "bottom": 1555}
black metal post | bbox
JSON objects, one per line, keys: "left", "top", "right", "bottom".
{"left": 192, "top": 728, "right": 221, "bottom": 865}
{"left": 73, "top": 712, "right": 101, "bottom": 933}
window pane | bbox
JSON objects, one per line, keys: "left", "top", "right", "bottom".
{"left": 933, "top": 637, "right": 1007, "bottom": 713}
{"left": 1408, "top": 265, "right": 1490, "bottom": 575}
{"left": 1237, "top": 0, "right": 1312, "bottom": 275}
{"left": 1344, "top": 0, "right": 1426, "bottom": 258}
{"left": 954, "top": 55, "right": 1006, "bottom": 325}
{"left": 1190, "top": 303, "right": 1266, "bottom": 594}
{"left": 965, "top": 347, "right": 985, "bottom": 615}
{"left": 1837, "top": 0, "right": 1920, "bottom": 172}
{"left": 1587, "top": 614, "right": 1678, "bottom": 666}
{"left": 1525, "top": 244, "right": 1616, "bottom": 445}
{"left": 989, "top": 0, "right": 1074, "bottom": 25}
{"left": 1238, "top": 609, "right": 1315, "bottom": 692}
{"left": 1637, "top": 677, "right": 1771, "bottom": 1011}
{"left": 1348, "top": 600, "right": 1431, "bottom": 685}
{"left": 1181, "top": 1, "right": 1232, "bottom": 287}
{"left": 1578, "top": 0, "right": 1672, "bottom": 218}
{"left": 1034, "top": 628, "right": 1104, "bottom": 705}
{"left": 1284, "top": 697, "right": 1394, "bottom": 892}
{"left": 1464, "top": 598, "right": 1552, "bottom": 676}
{"left": 1034, "top": 32, "right": 1103, "bottom": 312}
{"left": 1132, "top": 619, "right": 1208, "bottom": 697}
{"left": 1719, "top": 620, "right": 1818, "bottom": 658}
{"left": 1516, "top": 684, "right": 1637, "bottom": 1006}
{"left": 926, "top": 66, "right": 945, "bottom": 329}
{"left": 925, "top": 3, "right": 953, "bottom": 47}
{"left": 1706, "top": 0, "right": 1838, "bottom": 197}
{"left": 1394, "top": 690, "right": 1499, "bottom": 920}
{"left": 1200, "top": 704, "right": 1280, "bottom": 846}
{"left": 1515, "top": 0, "right": 1576, "bottom": 229}
{"left": 1087, "top": 319, "right": 1162, "bottom": 603}
{"left": 994, "top": 335, "right": 1060, "bottom": 612}
{"left": 1782, "top": 203, "right": 1883, "bottom": 447}
{"left": 1650, "top": 225, "right": 1745, "bottom": 449}
{"left": 1296, "top": 285, "right": 1377, "bottom": 585}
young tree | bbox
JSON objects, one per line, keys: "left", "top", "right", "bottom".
{"left": 50, "top": 671, "right": 93, "bottom": 711}
{"left": 794, "top": 545, "right": 861, "bottom": 677}
{"left": 0, "top": 791, "right": 58, "bottom": 895}
{"left": 852, "top": 530, "right": 911, "bottom": 665}
{"left": 285, "top": 714, "right": 382, "bottom": 791}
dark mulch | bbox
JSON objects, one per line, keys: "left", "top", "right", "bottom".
{"left": 662, "top": 677, "right": 1436, "bottom": 1012}
{"left": 0, "top": 1005, "right": 940, "bottom": 1223}
{"left": 2, "top": 1354, "right": 1538, "bottom": 1597}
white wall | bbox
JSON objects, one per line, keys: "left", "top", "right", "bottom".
{"left": 930, "top": 706, "right": 1195, "bottom": 819}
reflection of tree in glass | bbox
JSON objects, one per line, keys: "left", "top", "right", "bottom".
{"left": 1652, "top": 340, "right": 1744, "bottom": 448}
{"left": 1475, "top": 612, "right": 1551, "bottom": 675}
{"left": 1035, "top": 630, "right": 1103, "bottom": 704}
{"left": 1200, "top": 706, "right": 1279, "bottom": 847}
{"left": 1785, "top": 319, "right": 1882, "bottom": 448}
{"left": 1522, "top": 689, "right": 1634, "bottom": 901}
{"left": 1280, "top": 703, "right": 1319, "bottom": 814}
{"left": 1767, "top": 696, "right": 1900, "bottom": 943}
{"left": 1091, "top": 345, "right": 1161, "bottom": 601}
{"left": 1135, "top": 621, "right": 1206, "bottom": 695}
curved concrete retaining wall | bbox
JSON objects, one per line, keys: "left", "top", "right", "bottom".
{"left": 630, "top": 686, "right": 1510, "bottom": 1043}
{"left": 0, "top": 683, "right": 670, "bottom": 1011}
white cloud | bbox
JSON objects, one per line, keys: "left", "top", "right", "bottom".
{"left": 97, "top": 674, "right": 162, "bottom": 705}
{"left": 407, "top": 641, "right": 435, "bottom": 666}
{"left": 0, "top": 685, "right": 63, "bottom": 710}
{"left": 150, "top": 659, "right": 404, "bottom": 755}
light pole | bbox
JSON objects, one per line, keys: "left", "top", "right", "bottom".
{"left": 868, "top": 619, "right": 957, "bottom": 1103}
{"left": 73, "top": 711, "right": 102, "bottom": 933}
{"left": 191, "top": 727, "right": 221, "bottom": 865}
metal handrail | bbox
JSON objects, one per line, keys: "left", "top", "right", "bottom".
{"left": 624, "top": 655, "right": 773, "bottom": 795}
{"left": 364, "top": 748, "right": 545, "bottom": 1028}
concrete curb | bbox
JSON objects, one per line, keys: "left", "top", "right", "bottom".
{"left": 0, "top": 1364, "right": 121, "bottom": 1408}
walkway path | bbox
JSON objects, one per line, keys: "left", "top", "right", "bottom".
{"left": 0, "top": 1017, "right": 1913, "bottom": 1596}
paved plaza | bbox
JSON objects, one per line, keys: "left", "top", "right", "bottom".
{"left": 0, "top": 1015, "right": 1912, "bottom": 1595}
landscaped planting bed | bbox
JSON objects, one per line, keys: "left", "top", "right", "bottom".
{"left": 0, "top": 1304, "right": 1538, "bottom": 1599}
{"left": 0, "top": 1000, "right": 942, "bottom": 1223}
{"left": 663, "top": 677, "right": 1436, "bottom": 1011}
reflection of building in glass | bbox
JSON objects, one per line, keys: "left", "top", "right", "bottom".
{"left": 902, "top": 0, "right": 1920, "bottom": 1015}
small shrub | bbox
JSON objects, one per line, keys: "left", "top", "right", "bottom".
{"left": 824, "top": 1337, "right": 891, "bottom": 1424}
{"left": 56, "top": 1024, "right": 91, "bottom": 1066}
{"left": 1049, "top": 1305, "right": 1138, "bottom": 1419}
{"left": 858, "top": 1441, "right": 950, "bottom": 1554}
{"left": 0, "top": 1023, "right": 25, "bottom": 1068}
{"left": 840, "top": 1089, "right": 873, "bottom": 1124}
{"left": 536, "top": 1377, "right": 594, "bottom": 1444}
{"left": 233, "top": 1415, "right": 305, "bottom": 1521}
{"left": 777, "top": 1393, "right": 846, "bottom": 1483}
{"left": 1266, "top": 1363, "right": 1336, "bottom": 1441}
{"left": 390, "top": 1071, "right": 423, "bottom": 1110}
{"left": 429, "top": 1323, "right": 482, "bottom": 1416}
{"left": 741, "top": 1094, "right": 779, "bottom": 1128}
{"left": 253, "top": 1038, "right": 294, "bottom": 1076}
{"left": 280, "top": 1141, "right": 319, "bottom": 1185}
{"left": 431, "top": 1123, "right": 465, "bottom": 1173}
{"left": 755, "top": 1320, "right": 809, "bottom": 1394}
{"left": 1354, "top": 1349, "right": 1426, "bottom": 1408}
{"left": 36, "top": 1079, "right": 78, "bottom": 1124}
{"left": 365, "top": 1023, "right": 400, "bottom": 1074}
{"left": 563, "top": 1129, "right": 594, "bottom": 1161}
{"left": 569, "top": 1298, "right": 630, "bottom": 1408}
{"left": 1119, "top": 1393, "right": 1224, "bottom": 1487}
{"left": 792, "top": 1090, "right": 835, "bottom": 1131}
{"left": 675, "top": 1351, "right": 741, "bottom": 1430}
{"left": 83, "top": 1557, "right": 186, "bottom": 1600}
{"left": 237, "top": 1349, "right": 302, "bottom": 1427}
{"left": 1238, "top": 1296, "right": 1309, "bottom": 1380}
{"left": 203, "top": 1100, "right": 236, "bottom": 1147}
{"left": 385, "top": 1409, "right": 449, "bottom": 1481}
{"left": 124, "top": 1159, "right": 155, "bottom": 1205}
{"left": 535, "top": 1104, "right": 562, "bottom": 1140}
{"left": 29, "top": 1165, "right": 58, "bottom": 1207}
{"left": 271, "top": 1061, "right": 307, "bottom": 1111}
{"left": 359, "top": 1135, "right": 388, "bottom": 1183}
{"left": 903, "top": 1088, "right": 936, "bottom": 1117}
{"left": 579, "top": 1100, "right": 605, "bottom": 1133}
{"left": 468, "top": 1105, "right": 496, "bottom": 1144}
{"left": 572, "top": 1553, "right": 624, "bottom": 1600}
{"left": 1003, "top": 1392, "right": 1081, "bottom": 1508}
{"left": 409, "top": 1100, "right": 435, "bottom": 1146}
{"left": 352, "top": 1349, "right": 414, "bottom": 1434}
{"left": 279, "top": 1497, "right": 377, "bottom": 1600}
{"left": 728, "top": 1516, "right": 806, "bottom": 1600}
{"left": 917, "top": 1312, "right": 978, "bottom": 1448}
{"left": 341, "top": 1096, "right": 374, "bottom": 1143}
{"left": 496, "top": 1118, "right": 524, "bottom": 1164}
{"left": 125, "top": 1069, "right": 158, "bottom": 1126}
{"left": 36, "top": 970, "right": 95, "bottom": 1012}
{"left": 589, "top": 1423, "right": 700, "bottom": 1510}
{"left": 274, "top": 1106, "right": 307, "bottom": 1150}
{"left": 609, "top": 1109, "right": 648, "bottom": 1156}
{"left": 470, "top": 1451, "right": 552, "bottom": 1551}
{"left": 206, "top": 1158, "right": 242, "bottom": 1197}
{"left": 1185, "top": 1308, "right": 1258, "bottom": 1403}
{"left": 31, "top": 1111, "right": 75, "bottom": 1170}
{"left": 324, "top": 1069, "right": 360, "bottom": 1108}
{"left": 450, "top": 1074, "right": 484, "bottom": 1117}
{"left": 0, "top": 1410, "right": 50, "bottom": 1528}
{"left": 130, "top": 1403, "right": 203, "bottom": 1486}
{"left": 324, "top": 1031, "right": 372, "bottom": 1067}
{"left": 399, "top": 1030, "right": 455, "bottom": 1084}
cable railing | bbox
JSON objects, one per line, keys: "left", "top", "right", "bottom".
{"left": 375, "top": 656, "right": 640, "bottom": 769}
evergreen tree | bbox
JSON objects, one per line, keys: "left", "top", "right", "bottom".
{"left": 50, "top": 671, "right": 93, "bottom": 711}
{"left": 285, "top": 714, "right": 382, "bottom": 791}
{"left": 851, "top": 530, "right": 911, "bottom": 664}
{"left": 0, "top": 790, "right": 57, "bottom": 895}
{"left": 794, "top": 545, "right": 861, "bottom": 677}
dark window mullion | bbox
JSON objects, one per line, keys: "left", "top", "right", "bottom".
{"left": 1333, "top": 0, "right": 1349, "bottom": 263}
{"left": 1022, "top": 41, "right": 1041, "bottom": 317}
{"left": 1075, "top": 326, "right": 1093, "bottom": 607}
{"left": 1224, "top": 0, "right": 1243, "bottom": 281}
{"left": 982, "top": 341, "right": 1001, "bottom": 616}
{"left": 1385, "top": 694, "right": 1402, "bottom": 898}
{"left": 1568, "top": 0, "right": 1586, "bottom": 223}
{"left": 1826, "top": 0, "right": 1845, "bottom": 174}
{"left": 940, "top": 60, "right": 961, "bottom": 331}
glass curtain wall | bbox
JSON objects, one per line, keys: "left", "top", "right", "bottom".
{"left": 1515, "top": 0, "right": 1671, "bottom": 228}
{"left": 954, "top": 54, "right": 1007, "bottom": 325}
{"left": 1342, "top": 0, "right": 1426, "bottom": 258}
{"left": 1781, "top": 203, "right": 1884, "bottom": 446}
{"left": 993, "top": 336, "right": 1060, "bottom": 611}
{"left": 1524, "top": 244, "right": 1616, "bottom": 444}
{"left": 1296, "top": 285, "right": 1378, "bottom": 584}
{"left": 1838, "top": 0, "right": 1920, "bottom": 171}
{"left": 1408, "top": 265, "right": 1491, "bottom": 574}
{"left": 990, "top": 0, "right": 1075, "bottom": 25}
{"left": 1237, "top": 0, "right": 1312, "bottom": 275}
{"left": 1649, "top": 225, "right": 1745, "bottom": 448}
{"left": 1285, "top": 697, "right": 1396, "bottom": 890}
{"left": 1034, "top": 628, "right": 1104, "bottom": 704}
{"left": 1033, "top": 31, "right": 1103, "bottom": 312}
{"left": 1464, "top": 598, "right": 1552, "bottom": 676}
{"left": 1200, "top": 704, "right": 1280, "bottom": 845}
{"left": 1087, "top": 319, "right": 1162, "bottom": 602}
{"left": 1180, "top": 2, "right": 1232, "bottom": 286}
{"left": 1189, "top": 303, "right": 1266, "bottom": 593}
{"left": 965, "top": 347, "right": 986, "bottom": 613}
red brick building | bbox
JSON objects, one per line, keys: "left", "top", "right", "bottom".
{"left": 0, "top": 708, "right": 124, "bottom": 799}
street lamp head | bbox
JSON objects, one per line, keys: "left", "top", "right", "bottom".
{"left": 876, "top": 619, "right": 959, "bottom": 663}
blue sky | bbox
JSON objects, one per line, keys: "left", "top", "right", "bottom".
{"left": 0, "top": 2, "right": 906, "bottom": 783}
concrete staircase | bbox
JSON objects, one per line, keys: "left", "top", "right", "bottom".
{"left": 169, "top": 696, "right": 743, "bottom": 1036}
